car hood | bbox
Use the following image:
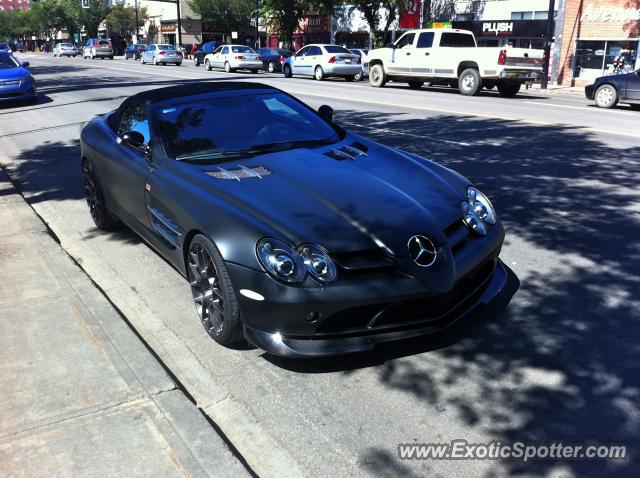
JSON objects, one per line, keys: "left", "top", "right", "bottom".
{"left": 0, "top": 67, "right": 28, "bottom": 80}
{"left": 194, "top": 136, "right": 468, "bottom": 256}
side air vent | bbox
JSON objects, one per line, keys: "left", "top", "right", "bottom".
{"left": 205, "top": 165, "right": 271, "bottom": 180}
{"left": 323, "top": 142, "right": 369, "bottom": 161}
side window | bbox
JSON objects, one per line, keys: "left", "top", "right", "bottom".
{"left": 296, "top": 46, "right": 310, "bottom": 57}
{"left": 118, "top": 104, "right": 150, "bottom": 145}
{"left": 212, "top": 46, "right": 222, "bottom": 54}
{"left": 417, "top": 32, "right": 434, "bottom": 49}
{"left": 395, "top": 33, "right": 415, "bottom": 49}
{"left": 439, "top": 33, "right": 476, "bottom": 48}
{"left": 309, "top": 46, "right": 322, "bottom": 56}
{"left": 221, "top": 47, "right": 229, "bottom": 54}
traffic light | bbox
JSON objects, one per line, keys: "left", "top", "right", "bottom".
{"left": 81, "top": 0, "right": 90, "bottom": 8}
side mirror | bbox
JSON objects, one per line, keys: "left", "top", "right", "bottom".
{"left": 118, "top": 131, "right": 150, "bottom": 155}
{"left": 318, "top": 105, "right": 334, "bottom": 122}
{"left": 21, "top": 61, "right": 30, "bottom": 68}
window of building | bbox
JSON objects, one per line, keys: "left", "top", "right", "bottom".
{"left": 533, "top": 11, "right": 548, "bottom": 20}
{"left": 511, "top": 11, "right": 534, "bottom": 20}
{"left": 574, "top": 40, "right": 606, "bottom": 79}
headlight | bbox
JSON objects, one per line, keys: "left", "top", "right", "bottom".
{"left": 298, "top": 244, "right": 337, "bottom": 283}
{"left": 257, "top": 238, "right": 306, "bottom": 284}
{"left": 462, "top": 186, "right": 497, "bottom": 236}
{"left": 19, "top": 75, "right": 32, "bottom": 85}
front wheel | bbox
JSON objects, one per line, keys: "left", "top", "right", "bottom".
{"left": 344, "top": 75, "right": 355, "bottom": 82}
{"left": 497, "top": 80, "right": 521, "bottom": 98}
{"left": 82, "top": 160, "right": 121, "bottom": 231}
{"left": 314, "top": 66, "right": 325, "bottom": 81}
{"left": 225, "top": 61, "right": 233, "bottom": 73}
{"left": 369, "top": 64, "right": 387, "bottom": 88}
{"left": 594, "top": 84, "right": 618, "bottom": 109}
{"left": 141, "top": 56, "right": 146, "bottom": 64}
{"left": 251, "top": 69, "right": 258, "bottom": 74}
{"left": 458, "top": 68, "right": 482, "bottom": 96}
{"left": 283, "top": 64, "right": 292, "bottom": 78}
{"left": 187, "top": 235, "right": 243, "bottom": 346}
{"left": 629, "top": 104, "right": 640, "bottom": 111}
{"left": 408, "top": 81, "right": 424, "bottom": 90}
{"left": 354, "top": 72, "right": 363, "bottom": 81}
{"left": 268, "top": 61, "right": 276, "bottom": 73}
{"left": 205, "top": 59, "right": 212, "bottom": 71}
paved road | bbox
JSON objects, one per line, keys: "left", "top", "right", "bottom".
{"left": 1, "top": 53, "right": 639, "bottom": 477}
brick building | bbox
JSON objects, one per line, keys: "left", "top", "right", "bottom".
{"left": 0, "top": 0, "right": 30, "bottom": 11}
{"left": 556, "top": 0, "right": 640, "bottom": 85}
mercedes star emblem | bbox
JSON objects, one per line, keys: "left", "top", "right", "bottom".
{"left": 407, "top": 235, "right": 438, "bottom": 267}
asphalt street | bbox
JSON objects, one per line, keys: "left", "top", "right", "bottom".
{"left": 1, "top": 53, "right": 639, "bottom": 477}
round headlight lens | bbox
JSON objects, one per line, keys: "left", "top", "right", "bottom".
{"left": 257, "top": 238, "right": 306, "bottom": 283}
{"left": 462, "top": 187, "right": 497, "bottom": 236}
{"left": 298, "top": 244, "right": 337, "bottom": 283}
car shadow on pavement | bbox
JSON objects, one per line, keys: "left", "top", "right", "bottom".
{"left": 265, "top": 110, "right": 640, "bottom": 477}
{"left": 4, "top": 106, "right": 640, "bottom": 477}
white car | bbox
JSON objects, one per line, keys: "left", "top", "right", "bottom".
{"left": 141, "top": 44, "right": 183, "bottom": 66}
{"left": 204, "top": 45, "right": 262, "bottom": 73}
{"left": 283, "top": 44, "right": 362, "bottom": 81}
{"left": 349, "top": 48, "right": 369, "bottom": 81}
{"left": 53, "top": 43, "right": 78, "bottom": 57}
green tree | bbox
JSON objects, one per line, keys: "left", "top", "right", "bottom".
{"left": 106, "top": 2, "right": 148, "bottom": 41}
{"left": 189, "top": 0, "right": 255, "bottom": 35}
{"left": 259, "top": 0, "right": 339, "bottom": 49}
{"left": 352, "top": 1, "right": 406, "bottom": 48}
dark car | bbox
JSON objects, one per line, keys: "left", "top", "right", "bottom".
{"left": 80, "top": 82, "right": 508, "bottom": 358}
{"left": 194, "top": 41, "right": 218, "bottom": 66}
{"left": 585, "top": 69, "right": 640, "bottom": 110}
{"left": 256, "top": 48, "right": 293, "bottom": 73}
{"left": 124, "top": 43, "right": 147, "bottom": 60}
{"left": 0, "top": 51, "right": 37, "bottom": 104}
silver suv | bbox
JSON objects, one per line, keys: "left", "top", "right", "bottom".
{"left": 82, "top": 39, "right": 113, "bottom": 60}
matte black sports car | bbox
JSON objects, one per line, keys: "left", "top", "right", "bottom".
{"left": 585, "top": 69, "right": 640, "bottom": 109}
{"left": 80, "top": 82, "right": 508, "bottom": 357}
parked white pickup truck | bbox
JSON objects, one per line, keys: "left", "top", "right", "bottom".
{"left": 366, "top": 28, "right": 543, "bottom": 97}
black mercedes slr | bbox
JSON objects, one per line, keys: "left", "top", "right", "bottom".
{"left": 80, "top": 82, "right": 509, "bottom": 358}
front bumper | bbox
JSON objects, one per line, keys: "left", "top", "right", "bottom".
{"left": 0, "top": 78, "right": 36, "bottom": 102}
{"left": 585, "top": 83, "right": 597, "bottom": 100}
{"left": 324, "top": 64, "right": 362, "bottom": 76}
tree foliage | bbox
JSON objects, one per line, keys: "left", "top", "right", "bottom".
{"left": 189, "top": 0, "right": 255, "bottom": 34}
{"left": 106, "top": 2, "right": 148, "bottom": 40}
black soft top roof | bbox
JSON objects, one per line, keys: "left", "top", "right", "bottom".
{"left": 127, "top": 81, "right": 276, "bottom": 105}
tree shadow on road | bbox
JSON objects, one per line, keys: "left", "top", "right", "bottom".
{"left": 266, "top": 110, "right": 640, "bottom": 477}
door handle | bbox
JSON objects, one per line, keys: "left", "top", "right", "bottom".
{"left": 406, "top": 52, "right": 411, "bottom": 56}
{"left": 425, "top": 52, "right": 430, "bottom": 56}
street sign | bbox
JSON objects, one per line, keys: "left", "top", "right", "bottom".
{"left": 231, "top": 31, "right": 238, "bottom": 39}
{"left": 81, "top": 0, "right": 89, "bottom": 8}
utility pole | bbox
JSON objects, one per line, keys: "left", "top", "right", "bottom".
{"left": 541, "top": 0, "right": 556, "bottom": 89}
{"left": 134, "top": 0, "right": 140, "bottom": 43}
{"left": 176, "top": 0, "right": 182, "bottom": 48}
{"left": 255, "top": 0, "right": 259, "bottom": 48}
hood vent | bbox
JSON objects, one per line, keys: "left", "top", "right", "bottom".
{"left": 324, "top": 142, "right": 369, "bottom": 161}
{"left": 205, "top": 165, "right": 271, "bottom": 180}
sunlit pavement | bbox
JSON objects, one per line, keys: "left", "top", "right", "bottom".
{"left": 0, "top": 53, "right": 638, "bottom": 477}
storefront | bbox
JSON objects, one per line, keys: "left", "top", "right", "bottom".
{"left": 556, "top": 0, "right": 640, "bottom": 85}
{"left": 452, "top": 20, "right": 548, "bottom": 48}
{"left": 267, "top": 14, "right": 331, "bottom": 51}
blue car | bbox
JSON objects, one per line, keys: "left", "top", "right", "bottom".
{"left": 0, "top": 51, "right": 37, "bottom": 104}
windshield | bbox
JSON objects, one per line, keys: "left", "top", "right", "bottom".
{"left": 323, "top": 45, "right": 351, "bottom": 54}
{"left": 0, "top": 44, "right": 9, "bottom": 50}
{"left": 232, "top": 46, "right": 254, "bottom": 53}
{"left": 0, "top": 55, "right": 19, "bottom": 69}
{"left": 154, "top": 92, "right": 340, "bottom": 162}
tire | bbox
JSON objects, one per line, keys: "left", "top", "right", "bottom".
{"left": 594, "top": 84, "right": 618, "bottom": 109}
{"left": 497, "top": 80, "right": 521, "bottom": 98}
{"left": 195, "top": 58, "right": 200, "bottom": 66}
{"left": 108, "top": 56, "right": 113, "bottom": 60}
{"left": 251, "top": 69, "right": 258, "bottom": 74}
{"left": 176, "top": 62, "right": 182, "bottom": 66}
{"left": 268, "top": 61, "right": 276, "bottom": 73}
{"left": 82, "top": 159, "right": 121, "bottom": 231}
{"left": 354, "top": 72, "right": 363, "bottom": 81}
{"left": 344, "top": 75, "right": 355, "bottom": 82}
{"left": 458, "top": 68, "right": 482, "bottom": 96}
{"left": 153, "top": 56, "right": 158, "bottom": 66}
{"left": 629, "top": 104, "right": 640, "bottom": 111}
{"left": 205, "top": 59, "right": 212, "bottom": 71}
{"left": 484, "top": 80, "right": 497, "bottom": 90}
{"left": 141, "top": 56, "right": 146, "bottom": 64}
{"left": 283, "top": 64, "right": 292, "bottom": 78}
{"left": 314, "top": 65, "right": 325, "bottom": 81}
{"left": 225, "top": 61, "right": 233, "bottom": 73}
{"left": 369, "top": 63, "right": 387, "bottom": 88}
{"left": 187, "top": 234, "right": 243, "bottom": 346}
{"left": 408, "top": 81, "right": 424, "bottom": 90}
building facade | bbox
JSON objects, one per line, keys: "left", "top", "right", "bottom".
{"left": 556, "top": 0, "right": 640, "bottom": 85}
{"left": 0, "top": 0, "right": 30, "bottom": 11}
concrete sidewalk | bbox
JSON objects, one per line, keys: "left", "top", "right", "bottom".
{"left": 0, "top": 168, "right": 250, "bottom": 477}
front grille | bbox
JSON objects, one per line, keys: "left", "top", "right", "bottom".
{"left": 331, "top": 249, "right": 394, "bottom": 271}
{"left": 444, "top": 217, "right": 470, "bottom": 254}
{"left": 314, "top": 259, "right": 496, "bottom": 337}
{"left": 0, "top": 92, "right": 23, "bottom": 98}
